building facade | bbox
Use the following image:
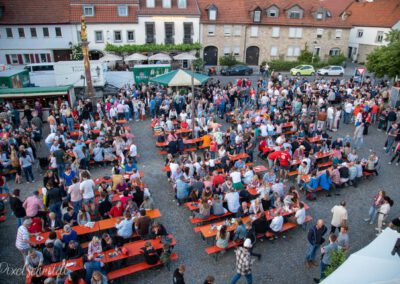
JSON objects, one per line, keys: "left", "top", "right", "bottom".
{"left": 199, "top": 0, "right": 352, "bottom": 66}
{"left": 342, "top": 0, "right": 400, "bottom": 63}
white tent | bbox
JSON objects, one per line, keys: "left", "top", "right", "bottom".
{"left": 148, "top": 53, "right": 172, "bottom": 61}
{"left": 124, "top": 53, "right": 148, "bottom": 61}
{"left": 173, "top": 53, "right": 196, "bottom": 61}
{"left": 322, "top": 228, "right": 400, "bottom": 284}
{"left": 99, "top": 53, "right": 122, "bottom": 62}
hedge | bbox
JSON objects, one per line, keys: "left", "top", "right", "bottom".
{"left": 104, "top": 43, "right": 202, "bottom": 54}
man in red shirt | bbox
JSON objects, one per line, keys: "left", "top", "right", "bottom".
{"left": 212, "top": 171, "right": 225, "bottom": 187}
{"left": 210, "top": 138, "right": 218, "bottom": 159}
{"left": 278, "top": 146, "right": 292, "bottom": 180}
{"left": 109, "top": 201, "right": 123, "bottom": 218}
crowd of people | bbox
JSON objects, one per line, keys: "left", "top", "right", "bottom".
{"left": 1, "top": 70, "right": 399, "bottom": 284}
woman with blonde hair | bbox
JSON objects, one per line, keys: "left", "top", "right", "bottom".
{"left": 88, "top": 236, "right": 102, "bottom": 256}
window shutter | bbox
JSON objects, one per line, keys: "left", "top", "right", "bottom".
{"left": 17, "top": 54, "right": 23, "bottom": 64}
{"left": 30, "top": 54, "right": 35, "bottom": 63}
{"left": 46, "top": 54, "right": 51, "bottom": 62}
{"left": 35, "top": 54, "right": 40, "bottom": 63}
{"left": 5, "top": 55, "right": 11, "bottom": 64}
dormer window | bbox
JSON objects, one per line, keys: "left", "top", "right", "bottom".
{"left": 177, "top": 0, "right": 187, "bottom": 9}
{"left": 316, "top": 12, "right": 323, "bottom": 20}
{"left": 208, "top": 5, "right": 217, "bottom": 21}
{"left": 146, "top": 0, "right": 155, "bottom": 8}
{"left": 163, "top": 0, "right": 171, "bottom": 8}
{"left": 289, "top": 11, "right": 301, "bottom": 19}
{"left": 287, "top": 5, "right": 303, "bottom": 19}
{"left": 266, "top": 5, "right": 279, "bottom": 18}
{"left": 253, "top": 7, "right": 262, "bottom": 23}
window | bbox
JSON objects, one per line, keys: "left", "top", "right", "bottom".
{"left": 95, "top": 31, "right": 103, "bottom": 42}
{"left": 376, "top": 31, "right": 384, "bottom": 43}
{"left": 178, "top": 0, "right": 187, "bottom": 9}
{"left": 289, "top": 27, "right": 302, "bottom": 38}
{"left": 145, "top": 22, "right": 155, "bottom": 43}
{"left": 357, "top": 29, "right": 363, "bottom": 38}
{"left": 114, "top": 31, "right": 122, "bottom": 42}
{"left": 6, "top": 28, "right": 13, "bottom": 38}
{"left": 233, "top": 25, "right": 241, "bottom": 36}
{"left": 11, "top": 54, "right": 19, "bottom": 64}
{"left": 209, "top": 9, "right": 217, "bottom": 20}
{"left": 43, "top": 27, "right": 49, "bottom": 37}
{"left": 270, "top": 46, "right": 278, "bottom": 56}
{"left": 271, "top": 26, "right": 280, "bottom": 38}
{"left": 83, "top": 5, "right": 94, "bottom": 16}
{"left": 316, "top": 12, "right": 323, "bottom": 20}
{"left": 250, "top": 26, "right": 258, "bottom": 37}
{"left": 329, "top": 48, "right": 341, "bottom": 56}
{"left": 55, "top": 27, "right": 62, "bottom": 37}
{"left": 183, "top": 22, "right": 193, "bottom": 44}
{"left": 289, "top": 11, "right": 301, "bottom": 19}
{"left": 165, "top": 22, "right": 174, "bottom": 44}
{"left": 40, "top": 53, "right": 48, "bottom": 62}
{"left": 335, "top": 29, "right": 342, "bottom": 39}
{"left": 316, "top": 28, "right": 323, "bottom": 39}
{"left": 77, "top": 30, "right": 82, "bottom": 42}
{"left": 287, "top": 46, "right": 300, "bottom": 56}
{"left": 18, "top": 28, "right": 25, "bottom": 38}
{"left": 253, "top": 10, "right": 261, "bottom": 22}
{"left": 146, "top": 0, "right": 155, "bottom": 8}
{"left": 127, "top": 31, "right": 135, "bottom": 42}
{"left": 118, "top": 5, "right": 128, "bottom": 16}
{"left": 223, "top": 46, "right": 231, "bottom": 55}
{"left": 24, "top": 54, "right": 31, "bottom": 64}
{"left": 163, "top": 0, "right": 171, "bottom": 8}
{"left": 207, "top": 25, "right": 215, "bottom": 36}
{"left": 233, "top": 46, "right": 240, "bottom": 56}
{"left": 224, "top": 25, "right": 231, "bottom": 36}
{"left": 267, "top": 8, "right": 278, "bottom": 17}
{"left": 30, "top": 28, "right": 37, "bottom": 38}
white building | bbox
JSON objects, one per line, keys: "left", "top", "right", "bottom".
{"left": 342, "top": 0, "right": 400, "bottom": 63}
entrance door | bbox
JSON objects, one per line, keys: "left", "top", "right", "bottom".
{"left": 245, "top": 46, "right": 259, "bottom": 65}
{"left": 53, "top": 50, "right": 72, "bottom": 61}
{"left": 203, "top": 46, "right": 218, "bottom": 66}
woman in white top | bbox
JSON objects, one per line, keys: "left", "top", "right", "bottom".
{"left": 250, "top": 198, "right": 264, "bottom": 215}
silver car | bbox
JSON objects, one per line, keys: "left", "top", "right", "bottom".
{"left": 317, "top": 66, "right": 345, "bottom": 76}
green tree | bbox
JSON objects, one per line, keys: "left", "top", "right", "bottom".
{"left": 366, "top": 29, "right": 400, "bottom": 78}
{"left": 71, "top": 44, "right": 83, "bottom": 60}
{"left": 219, "top": 54, "right": 240, "bottom": 66}
{"left": 323, "top": 249, "right": 347, "bottom": 279}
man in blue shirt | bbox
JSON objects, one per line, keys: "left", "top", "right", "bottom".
{"left": 176, "top": 176, "right": 190, "bottom": 205}
{"left": 84, "top": 255, "right": 106, "bottom": 283}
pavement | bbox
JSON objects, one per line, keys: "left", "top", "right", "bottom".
{"left": 0, "top": 97, "right": 399, "bottom": 284}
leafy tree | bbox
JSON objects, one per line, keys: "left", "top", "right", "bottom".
{"left": 366, "top": 29, "right": 400, "bottom": 78}
{"left": 71, "top": 44, "right": 83, "bottom": 60}
{"left": 323, "top": 249, "right": 347, "bottom": 279}
{"left": 104, "top": 43, "right": 201, "bottom": 54}
{"left": 219, "top": 54, "right": 240, "bottom": 66}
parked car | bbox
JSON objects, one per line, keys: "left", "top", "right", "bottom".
{"left": 290, "top": 65, "right": 315, "bottom": 76}
{"left": 220, "top": 65, "right": 253, "bottom": 76}
{"left": 317, "top": 65, "right": 345, "bottom": 76}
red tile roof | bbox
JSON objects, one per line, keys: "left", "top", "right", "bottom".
{"left": 198, "top": 0, "right": 352, "bottom": 28}
{"left": 138, "top": 0, "right": 200, "bottom": 16}
{"left": 0, "top": 0, "right": 70, "bottom": 25}
{"left": 344, "top": 0, "right": 400, "bottom": 28}
{"left": 69, "top": 4, "right": 138, "bottom": 23}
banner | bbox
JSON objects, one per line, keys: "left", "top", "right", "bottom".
{"left": 132, "top": 64, "right": 171, "bottom": 84}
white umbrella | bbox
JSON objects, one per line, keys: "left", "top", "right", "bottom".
{"left": 124, "top": 53, "right": 148, "bottom": 61}
{"left": 99, "top": 53, "right": 122, "bottom": 62}
{"left": 173, "top": 53, "right": 197, "bottom": 61}
{"left": 148, "top": 53, "right": 172, "bottom": 61}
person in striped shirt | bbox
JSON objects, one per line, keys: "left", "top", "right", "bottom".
{"left": 16, "top": 218, "right": 32, "bottom": 259}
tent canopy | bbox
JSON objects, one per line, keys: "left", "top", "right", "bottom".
{"left": 124, "top": 53, "right": 148, "bottom": 61}
{"left": 173, "top": 53, "right": 197, "bottom": 61}
{"left": 149, "top": 69, "right": 209, "bottom": 87}
{"left": 322, "top": 228, "right": 400, "bottom": 284}
{"left": 148, "top": 53, "right": 172, "bottom": 61}
{"left": 99, "top": 53, "right": 122, "bottom": 62}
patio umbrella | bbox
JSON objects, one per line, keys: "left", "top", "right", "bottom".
{"left": 173, "top": 53, "right": 197, "bottom": 61}
{"left": 124, "top": 53, "right": 148, "bottom": 61}
{"left": 148, "top": 53, "right": 172, "bottom": 61}
{"left": 149, "top": 69, "right": 209, "bottom": 87}
{"left": 99, "top": 53, "right": 122, "bottom": 62}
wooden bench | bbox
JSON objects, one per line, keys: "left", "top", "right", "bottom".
{"left": 245, "top": 162, "right": 254, "bottom": 167}
{"left": 307, "top": 186, "right": 323, "bottom": 193}
{"left": 183, "top": 147, "right": 197, "bottom": 152}
{"left": 107, "top": 252, "right": 178, "bottom": 280}
{"left": 158, "top": 150, "right": 168, "bottom": 155}
{"left": 198, "top": 145, "right": 209, "bottom": 150}
{"left": 191, "top": 211, "right": 233, "bottom": 225}
{"left": 205, "top": 216, "right": 313, "bottom": 259}
{"left": 317, "top": 161, "right": 333, "bottom": 169}
{"left": 363, "top": 171, "right": 375, "bottom": 179}
{"left": 288, "top": 170, "right": 299, "bottom": 178}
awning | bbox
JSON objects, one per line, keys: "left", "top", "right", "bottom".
{"left": 149, "top": 69, "right": 209, "bottom": 87}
